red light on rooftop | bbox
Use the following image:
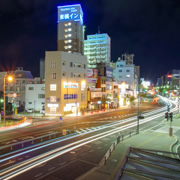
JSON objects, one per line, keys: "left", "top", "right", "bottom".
{"left": 167, "top": 74, "right": 172, "bottom": 78}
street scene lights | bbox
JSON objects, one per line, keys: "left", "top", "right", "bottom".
{"left": 3, "top": 74, "right": 13, "bottom": 126}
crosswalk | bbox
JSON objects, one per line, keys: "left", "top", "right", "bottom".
{"left": 97, "top": 113, "right": 137, "bottom": 121}
{"left": 75, "top": 126, "right": 106, "bottom": 134}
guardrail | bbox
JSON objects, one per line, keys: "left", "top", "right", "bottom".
{"left": 0, "top": 131, "right": 61, "bottom": 154}
{"left": 99, "top": 130, "right": 137, "bottom": 166}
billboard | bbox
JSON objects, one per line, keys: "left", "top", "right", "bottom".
{"left": 106, "top": 67, "right": 113, "bottom": 78}
{"left": 87, "top": 69, "right": 98, "bottom": 78}
{"left": 57, "top": 4, "right": 83, "bottom": 24}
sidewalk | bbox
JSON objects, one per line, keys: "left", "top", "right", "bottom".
{"left": 80, "top": 115, "right": 180, "bottom": 180}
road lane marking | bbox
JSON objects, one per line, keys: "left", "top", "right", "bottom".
{"left": 34, "top": 173, "right": 42, "bottom": 178}
{"left": 48, "top": 167, "right": 55, "bottom": 171}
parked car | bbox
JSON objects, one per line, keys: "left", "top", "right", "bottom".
{"left": 27, "top": 109, "right": 34, "bottom": 113}
{"left": 40, "top": 109, "right": 45, "bottom": 114}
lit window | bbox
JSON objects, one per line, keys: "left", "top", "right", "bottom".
{"left": 126, "top": 75, "right": 130, "bottom": 78}
{"left": 68, "top": 40, "right": 72, "bottom": 43}
{"left": 50, "top": 107, "right": 56, "bottom": 114}
{"left": 68, "top": 34, "right": 72, "bottom": 37}
{"left": 68, "top": 45, "right": 72, "bottom": 48}
{"left": 68, "top": 28, "right": 72, "bottom": 32}
{"left": 68, "top": 22, "right": 71, "bottom": 26}
{"left": 50, "top": 84, "right": 56, "bottom": 91}
{"left": 50, "top": 96, "right": 56, "bottom": 102}
{"left": 64, "top": 46, "right": 68, "bottom": 49}
{"left": 64, "top": 23, "right": 68, "bottom": 27}
{"left": 68, "top": 51, "right": 72, "bottom": 53}
{"left": 64, "top": 35, "right": 68, "bottom": 38}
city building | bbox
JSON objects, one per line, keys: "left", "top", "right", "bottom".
{"left": 45, "top": 51, "right": 87, "bottom": 116}
{"left": 25, "top": 84, "right": 45, "bottom": 112}
{"left": 0, "top": 67, "right": 36, "bottom": 109}
{"left": 57, "top": 4, "right": 84, "bottom": 55}
{"left": 113, "top": 54, "right": 140, "bottom": 96}
{"left": 84, "top": 33, "right": 111, "bottom": 69}
{"left": 40, "top": 58, "right": 45, "bottom": 82}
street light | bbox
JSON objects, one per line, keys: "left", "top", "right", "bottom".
{"left": 3, "top": 74, "right": 13, "bottom": 126}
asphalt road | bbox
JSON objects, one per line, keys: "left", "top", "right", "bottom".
{"left": 0, "top": 103, "right": 161, "bottom": 146}
{"left": 7, "top": 115, "right": 165, "bottom": 180}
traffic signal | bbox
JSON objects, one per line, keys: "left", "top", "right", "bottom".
{"left": 169, "top": 112, "right": 173, "bottom": 121}
{"left": 165, "top": 112, "right": 168, "bottom": 120}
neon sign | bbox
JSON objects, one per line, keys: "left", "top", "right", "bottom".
{"left": 64, "top": 82, "right": 78, "bottom": 88}
{"left": 57, "top": 4, "right": 83, "bottom": 24}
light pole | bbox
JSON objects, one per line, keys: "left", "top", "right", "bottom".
{"left": 137, "top": 80, "right": 140, "bottom": 134}
{"left": 3, "top": 74, "right": 13, "bottom": 126}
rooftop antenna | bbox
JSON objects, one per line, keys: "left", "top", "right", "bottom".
{"left": 98, "top": 26, "right": 100, "bottom": 34}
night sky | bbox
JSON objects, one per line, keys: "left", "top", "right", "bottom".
{"left": 0, "top": 0, "right": 180, "bottom": 83}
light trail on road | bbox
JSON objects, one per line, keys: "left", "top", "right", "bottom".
{"left": 1, "top": 97, "right": 178, "bottom": 179}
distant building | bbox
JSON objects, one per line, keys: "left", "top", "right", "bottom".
{"left": 113, "top": 55, "right": 139, "bottom": 96}
{"left": 25, "top": 84, "right": 45, "bottom": 112}
{"left": 0, "top": 67, "right": 36, "bottom": 108}
{"left": 45, "top": 51, "right": 87, "bottom": 116}
{"left": 84, "top": 33, "right": 111, "bottom": 69}
{"left": 40, "top": 58, "right": 45, "bottom": 82}
{"left": 57, "top": 4, "right": 84, "bottom": 55}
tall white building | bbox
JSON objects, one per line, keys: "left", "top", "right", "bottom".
{"left": 84, "top": 33, "right": 111, "bottom": 69}
{"left": 45, "top": 51, "right": 87, "bottom": 116}
{"left": 113, "top": 56, "right": 140, "bottom": 96}
{"left": 57, "top": 4, "right": 84, "bottom": 55}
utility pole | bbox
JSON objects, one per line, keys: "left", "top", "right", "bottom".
{"left": 137, "top": 80, "right": 140, "bottom": 134}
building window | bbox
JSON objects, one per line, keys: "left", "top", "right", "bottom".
{"left": 29, "top": 87, "right": 34, "bottom": 90}
{"left": 117, "top": 65, "right": 119, "bottom": 68}
{"left": 50, "top": 62, "right": 56, "bottom": 68}
{"left": 120, "top": 65, "right": 123, "bottom": 67}
{"left": 63, "top": 72, "right": 66, "bottom": 76}
{"left": 119, "top": 76, "right": 122, "bottom": 78}
{"left": 62, "top": 61, "right": 66, "bottom": 65}
{"left": 84, "top": 64, "right": 86, "bottom": 69}
{"left": 126, "top": 70, "right": 130, "bottom": 72}
{"left": 81, "top": 93, "right": 85, "bottom": 101}
{"left": 50, "top": 107, "right": 56, "bottom": 114}
{"left": 50, "top": 73, "right": 56, "bottom": 79}
{"left": 71, "top": 72, "right": 73, "bottom": 77}
{"left": 50, "top": 84, "right": 56, "bottom": 91}
{"left": 38, "top": 94, "right": 45, "bottom": 98}
{"left": 41, "top": 102, "right": 45, "bottom": 104}
{"left": 126, "top": 75, "right": 130, "bottom": 78}
{"left": 41, "top": 87, "right": 45, "bottom": 90}
{"left": 70, "top": 62, "right": 73, "bottom": 67}
{"left": 50, "top": 96, "right": 56, "bottom": 102}
{"left": 119, "top": 70, "right": 122, "bottom": 72}
{"left": 29, "top": 102, "right": 32, "bottom": 104}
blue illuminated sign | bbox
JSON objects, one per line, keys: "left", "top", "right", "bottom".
{"left": 64, "top": 94, "right": 77, "bottom": 100}
{"left": 57, "top": 4, "right": 83, "bottom": 24}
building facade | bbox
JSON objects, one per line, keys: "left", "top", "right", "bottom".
{"left": 0, "top": 67, "right": 35, "bottom": 109}
{"left": 113, "top": 56, "right": 139, "bottom": 96}
{"left": 57, "top": 4, "right": 84, "bottom": 55}
{"left": 45, "top": 51, "right": 87, "bottom": 116}
{"left": 25, "top": 84, "right": 45, "bottom": 112}
{"left": 84, "top": 33, "right": 111, "bottom": 69}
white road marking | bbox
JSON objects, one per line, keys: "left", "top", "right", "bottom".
{"left": 89, "top": 150, "right": 94, "bottom": 152}
{"left": 48, "top": 166, "right": 55, "bottom": 171}
{"left": 59, "top": 162, "right": 67, "bottom": 166}
{"left": 34, "top": 173, "right": 42, "bottom": 178}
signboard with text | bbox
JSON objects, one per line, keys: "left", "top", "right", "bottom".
{"left": 106, "top": 67, "right": 113, "bottom": 78}
{"left": 57, "top": 4, "right": 83, "bottom": 24}
{"left": 87, "top": 69, "right": 98, "bottom": 78}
